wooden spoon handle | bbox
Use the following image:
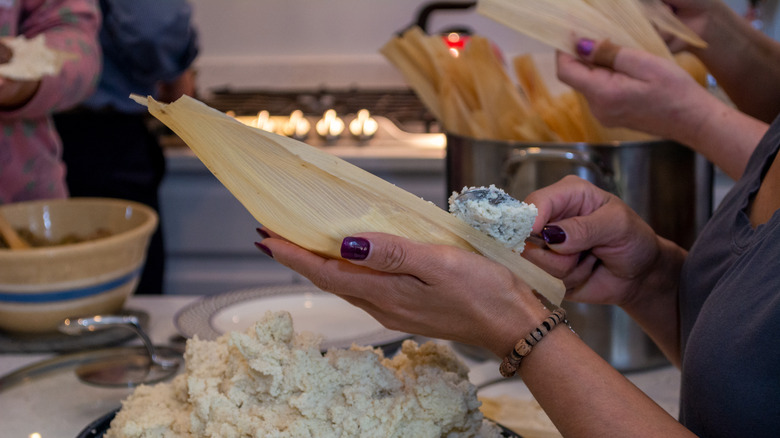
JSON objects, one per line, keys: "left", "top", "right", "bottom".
{"left": 0, "top": 211, "right": 31, "bottom": 249}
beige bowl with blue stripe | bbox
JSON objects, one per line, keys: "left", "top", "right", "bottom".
{"left": 0, "top": 198, "right": 157, "bottom": 333}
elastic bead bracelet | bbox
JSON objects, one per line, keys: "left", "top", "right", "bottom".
{"left": 499, "top": 308, "right": 569, "bottom": 378}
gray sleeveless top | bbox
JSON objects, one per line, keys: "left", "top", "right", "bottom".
{"left": 678, "top": 118, "right": 780, "bottom": 437}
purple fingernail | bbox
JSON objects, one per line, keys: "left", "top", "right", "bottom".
{"left": 576, "top": 38, "right": 596, "bottom": 57}
{"left": 341, "top": 237, "right": 370, "bottom": 260}
{"left": 256, "top": 228, "right": 270, "bottom": 239}
{"left": 254, "top": 242, "right": 273, "bottom": 258}
{"left": 542, "top": 225, "right": 566, "bottom": 244}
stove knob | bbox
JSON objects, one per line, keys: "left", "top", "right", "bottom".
{"left": 315, "top": 109, "right": 345, "bottom": 142}
{"left": 282, "top": 110, "right": 310, "bottom": 140}
{"left": 349, "top": 109, "right": 378, "bottom": 142}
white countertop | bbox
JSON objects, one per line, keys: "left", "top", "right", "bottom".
{"left": 0, "top": 295, "right": 681, "bottom": 438}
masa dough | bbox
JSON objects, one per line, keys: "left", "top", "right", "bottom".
{"left": 449, "top": 185, "right": 538, "bottom": 253}
{"left": 105, "top": 311, "right": 504, "bottom": 438}
{"left": 0, "top": 35, "right": 75, "bottom": 80}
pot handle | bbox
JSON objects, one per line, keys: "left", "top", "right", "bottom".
{"left": 504, "top": 148, "right": 617, "bottom": 194}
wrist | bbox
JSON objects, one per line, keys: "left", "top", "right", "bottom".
{"left": 487, "top": 288, "right": 552, "bottom": 358}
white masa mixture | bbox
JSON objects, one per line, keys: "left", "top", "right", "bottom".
{"left": 105, "top": 311, "right": 504, "bottom": 438}
{"left": 449, "top": 185, "right": 538, "bottom": 253}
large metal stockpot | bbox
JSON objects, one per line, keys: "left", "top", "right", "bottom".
{"left": 446, "top": 133, "right": 713, "bottom": 371}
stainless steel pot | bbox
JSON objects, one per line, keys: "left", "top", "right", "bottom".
{"left": 446, "top": 133, "right": 713, "bottom": 371}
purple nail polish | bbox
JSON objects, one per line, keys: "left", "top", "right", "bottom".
{"left": 256, "top": 228, "right": 270, "bottom": 239}
{"left": 254, "top": 242, "right": 273, "bottom": 258}
{"left": 341, "top": 237, "right": 370, "bottom": 260}
{"left": 542, "top": 225, "right": 566, "bottom": 244}
{"left": 576, "top": 38, "right": 596, "bottom": 57}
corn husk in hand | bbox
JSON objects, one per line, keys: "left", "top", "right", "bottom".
{"left": 476, "top": 0, "right": 706, "bottom": 59}
{"left": 131, "top": 94, "right": 565, "bottom": 305}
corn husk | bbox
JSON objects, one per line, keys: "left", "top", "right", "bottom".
{"left": 381, "top": 28, "right": 558, "bottom": 142}
{"left": 476, "top": 0, "right": 647, "bottom": 56}
{"left": 638, "top": 0, "right": 707, "bottom": 49}
{"left": 583, "top": 0, "right": 672, "bottom": 58}
{"left": 131, "top": 94, "right": 565, "bottom": 305}
{"left": 476, "top": 0, "right": 704, "bottom": 58}
{"left": 0, "top": 35, "right": 77, "bottom": 80}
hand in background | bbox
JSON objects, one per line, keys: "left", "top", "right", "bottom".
{"left": 157, "top": 68, "right": 196, "bottom": 103}
{"left": 556, "top": 37, "right": 766, "bottom": 179}
{"left": 0, "top": 77, "right": 40, "bottom": 109}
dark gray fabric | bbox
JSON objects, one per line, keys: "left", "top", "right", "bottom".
{"left": 678, "top": 117, "right": 780, "bottom": 437}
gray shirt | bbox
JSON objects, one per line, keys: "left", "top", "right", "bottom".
{"left": 678, "top": 117, "right": 780, "bottom": 437}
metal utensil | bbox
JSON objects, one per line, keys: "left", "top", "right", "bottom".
{"left": 453, "top": 188, "right": 548, "bottom": 249}
{"left": 0, "top": 211, "right": 30, "bottom": 249}
{"left": 59, "top": 314, "right": 180, "bottom": 387}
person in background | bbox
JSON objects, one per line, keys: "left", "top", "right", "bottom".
{"left": 254, "top": 1, "right": 779, "bottom": 436}
{"left": 54, "top": 0, "right": 199, "bottom": 295}
{"left": 0, "top": 0, "right": 100, "bottom": 204}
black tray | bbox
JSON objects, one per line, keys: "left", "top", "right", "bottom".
{"left": 77, "top": 409, "right": 523, "bottom": 437}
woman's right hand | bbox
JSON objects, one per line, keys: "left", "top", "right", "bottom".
{"left": 523, "top": 176, "right": 682, "bottom": 308}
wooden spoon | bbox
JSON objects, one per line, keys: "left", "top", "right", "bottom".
{"left": 0, "top": 210, "right": 31, "bottom": 249}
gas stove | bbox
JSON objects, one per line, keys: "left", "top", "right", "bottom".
{"left": 200, "top": 88, "right": 446, "bottom": 153}
{"left": 205, "top": 88, "right": 439, "bottom": 133}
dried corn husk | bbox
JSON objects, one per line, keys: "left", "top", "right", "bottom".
{"left": 381, "top": 28, "right": 557, "bottom": 142}
{"left": 477, "top": 0, "right": 703, "bottom": 58}
{"left": 476, "top": 0, "right": 646, "bottom": 56}
{"left": 582, "top": 0, "right": 672, "bottom": 58}
{"left": 638, "top": 0, "right": 707, "bottom": 49}
{"left": 131, "top": 94, "right": 565, "bottom": 305}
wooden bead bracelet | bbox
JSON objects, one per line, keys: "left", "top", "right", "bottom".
{"left": 499, "top": 308, "right": 569, "bottom": 378}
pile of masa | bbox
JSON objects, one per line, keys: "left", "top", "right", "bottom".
{"left": 105, "top": 311, "right": 503, "bottom": 437}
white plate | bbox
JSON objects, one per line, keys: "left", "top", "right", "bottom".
{"left": 174, "top": 284, "right": 412, "bottom": 351}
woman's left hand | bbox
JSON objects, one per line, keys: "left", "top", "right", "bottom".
{"left": 259, "top": 230, "right": 550, "bottom": 357}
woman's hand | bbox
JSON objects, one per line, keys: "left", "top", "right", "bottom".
{"left": 524, "top": 176, "right": 675, "bottom": 307}
{"left": 0, "top": 77, "right": 39, "bottom": 109}
{"left": 557, "top": 39, "right": 714, "bottom": 144}
{"left": 557, "top": 37, "right": 764, "bottom": 179}
{"left": 524, "top": 176, "right": 687, "bottom": 362}
{"left": 259, "top": 230, "right": 550, "bottom": 357}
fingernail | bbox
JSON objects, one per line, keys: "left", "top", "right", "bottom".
{"left": 256, "top": 228, "right": 270, "bottom": 239}
{"left": 341, "top": 237, "right": 370, "bottom": 260}
{"left": 542, "top": 225, "right": 566, "bottom": 244}
{"left": 254, "top": 242, "right": 273, "bottom": 258}
{"left": 576, "top": 38, "right": 595, "bottom": 57}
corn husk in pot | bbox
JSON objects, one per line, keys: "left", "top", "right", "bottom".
{"left": 131, "top": 94, "right": 565, "bottom": 305}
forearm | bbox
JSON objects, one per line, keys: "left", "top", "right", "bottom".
{"left": 519, "top": 327, "right": 696, "bottom": 437}
{"left": 671, "top": 90, "right": 767, "bottom": 180}
{"left": 690, "top": 2, "right": 780, "bottom": 122}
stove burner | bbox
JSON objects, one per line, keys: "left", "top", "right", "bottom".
{"left": 205, "top": 88, "right": 439, "bottom": 133}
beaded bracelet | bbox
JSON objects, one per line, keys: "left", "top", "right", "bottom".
{"left": 499, "top": 308, "right": 569, "bottom": 378}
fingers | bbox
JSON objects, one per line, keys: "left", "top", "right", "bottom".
{"left": 577, "top": 38, "right": 621, "bottom": 70}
